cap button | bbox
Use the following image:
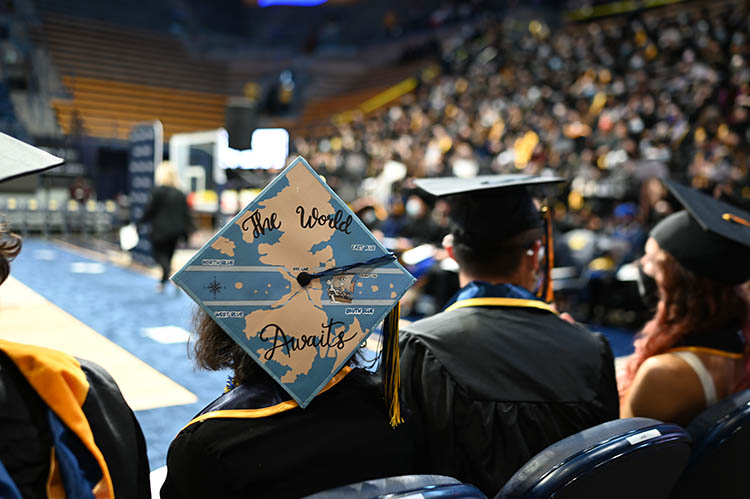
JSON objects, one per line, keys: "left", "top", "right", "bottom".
{"left": 297, "top": 272, "right": 312, "bottom": 287}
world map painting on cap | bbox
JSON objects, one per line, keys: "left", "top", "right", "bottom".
{"left": 172, "top": 156, "right": 416, "bottom": 407}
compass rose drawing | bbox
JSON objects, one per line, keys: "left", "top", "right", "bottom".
{"left": 206, "top": 277, "right": 223, "bottom": 297}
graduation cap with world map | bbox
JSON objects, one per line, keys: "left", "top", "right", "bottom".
{"left": 172, "top": 156, "right": 416, "bottom": 424}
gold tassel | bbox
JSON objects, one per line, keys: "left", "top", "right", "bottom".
{"left": 544, "top": 205, "right": 555, "bottom": 304}
{"left": 536, "top": 205, "right": 555, "bottom": 304}
{"left": 382, "top": 301, "right": 403, "bottom": 428}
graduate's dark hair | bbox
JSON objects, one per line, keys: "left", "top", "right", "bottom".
{"left": 190, "top": 307, "right": 365, "bottom": 386}
{"left": 452, "top": 227, "right": 542, "bottom": 277}
{"left": 0, "top": 223, "right": 22, "bottom": 286}
{"left": 190, "top": 307, "right": 267, "bottom": 385}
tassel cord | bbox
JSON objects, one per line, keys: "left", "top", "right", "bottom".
{"left": 309, "top": 253, "right": 396, "bottom": 280}
{"left": 381, "top": 302, "right": 403, "bottom": 428}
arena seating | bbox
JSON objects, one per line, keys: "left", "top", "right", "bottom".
{"left": 268, "top": 55, "right": 429, "bottom": 138}
{"left": 33, "top": 0, "right": 172, "bottom": 31}
{"left": 52, "top": 76, "right": 225, "bottom": 140}
{"left": 31, "top": 14, "right": 227, "bottom": 140}
{"left": 303, "top": 474, "right": 487, "bottom": 499}
{"left": 33, "top": 14, "right": 225, "bottom": 92}
{"left": 33, "top": 12, "right": 430, "bottom": 141}
{"left": 496, "top": 418, "right": 692, "bottom": 499}
{"left": 669, "top": 389, "right": 750, "bottom": 499}
{"left": 0, "top": 197, "right": 27, "bottom": 237}
{"left": 0, "top": 195, "right": 118, "bottom": 240}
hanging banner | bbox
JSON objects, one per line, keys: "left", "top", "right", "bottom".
{"left": 128, "top": 121, "right": 163, "bottom": 265}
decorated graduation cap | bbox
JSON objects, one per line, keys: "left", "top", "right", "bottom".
{"left": 172, "top": 156, "right": 415, "bottom": 425}
{"left": 651, "top": 180, "right": 750, "bottom": 285}
{"left": 414, "top": 174, "right": 565, "bottom": 302}
{"left": 0, "top": 131, "right": 64, "bottom": 182}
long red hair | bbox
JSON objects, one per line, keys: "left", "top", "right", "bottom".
{"left": 618, "top": 248, "right": 750, "bottom": 398}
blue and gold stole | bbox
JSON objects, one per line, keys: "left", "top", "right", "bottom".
{"left": 179, "top": 367, "right": 353, "bottom": 433}
{"left": 443, "top": 280, "right": 559, "bottom": 315}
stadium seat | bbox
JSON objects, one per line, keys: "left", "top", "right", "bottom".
{"left": 65, "top": 199, "right": 84, "bottom": 236}
{"left": 669, "top": 389, "right": 750, "bottom": 499}
{"left": 496, "top": 418, "right": 691, "bottom": 499}
{"left": 303, "top": 474, "right": 487, "bottom": 499}
{"left": 46, "top": 199, "right": 68, "bottom": 236}
{"left": 24, "top": 198, "right": 45, "bottom": 235}
{"left": 3, "top": 197, "right": 27, "bottom": 237}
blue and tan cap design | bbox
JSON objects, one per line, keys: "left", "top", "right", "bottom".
{"left": 172, "top": 156, "right": 415, "bottom": 407}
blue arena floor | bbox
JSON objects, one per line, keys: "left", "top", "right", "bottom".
{"left": 589, "top": 324, "right": 635, "bottom": 357}
{"left": 7, "top": 238, "right": 636, "bottom": 473}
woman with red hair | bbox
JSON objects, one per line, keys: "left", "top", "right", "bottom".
{"left": 619, "top": 180, "right": 750, "bottom": 426}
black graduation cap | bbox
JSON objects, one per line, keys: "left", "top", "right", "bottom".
{"left": 651, "top": 180, "right": 750, "bottom": 285}
{"left": 414, "top": 174, "right": 564, "bottom": 247}
{"left": 0, "top": 132, "right": 64, "bottom": 183}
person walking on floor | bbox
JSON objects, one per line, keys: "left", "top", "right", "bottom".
{"left": 140, "top": 161, "right": 194, "bottom": 292}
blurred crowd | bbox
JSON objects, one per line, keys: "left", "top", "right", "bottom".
{"left": 290, "top": 0, "right": 749, "bottom": 276}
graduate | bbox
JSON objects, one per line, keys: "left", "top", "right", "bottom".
{"left": 161, "top": 157, "right": 418, "bottom": 498}
{"left": 619, "top": 180, "right": 750, "bottom": 425}
{"left": 398, "top": 175, "right": 620, "bottom": 496}
{"left": 0, "top": 132, "right": 150, "bottom": 498}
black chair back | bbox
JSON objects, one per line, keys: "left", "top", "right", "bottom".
{"left": 303, "top": 474, "right": 487, "bottom": 499}
{"left": 670, "top": 389, "right": 750, "bottom": 499}
{"left": 496, "top": 417, "right": 691, "bottom": 499}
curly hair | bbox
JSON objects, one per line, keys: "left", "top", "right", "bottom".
{"left": 190, "top": 307, "right": 269, "bottom": 386}
{"left": 618, "top": 247, "right": 750, "bottom": 398}
{"left": 0, "top": 224, "right": 22, "bottom": 285}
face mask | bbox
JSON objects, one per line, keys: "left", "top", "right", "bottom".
{"left": 359, "top": 210, "right": 377, "bottom": 227}
{"left": 636, "top": 263, "right": 659, "bottom": 310}
{"left": 405, "top": 199, "right": 423, "bottom": 218}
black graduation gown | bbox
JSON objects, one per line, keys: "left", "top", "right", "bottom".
{"left": 399, "top": 302, "right": 619, "bottom": 496}
{"left": 139, "top": 185, "right": 194, "bottom": 245}
{"left": 0, "top": 341, "right": 150, "bottom": 499}
{"left": 161, "top": 368, "right": 419, "bottom": 499}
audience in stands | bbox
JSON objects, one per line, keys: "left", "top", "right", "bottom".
{"left": 293, "top": 1, "right": 749, "bottom": 271}
{"left": 619, "top": 181, "right": 750, "bottom": 426}
{"left": 398, "top": 175, "right": 619, "bottom": 496}
{"left": 160, "top": 308, "right": 418, "bottom": 499}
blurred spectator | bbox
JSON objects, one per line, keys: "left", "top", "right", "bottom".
{"left": 611, "top": 201, "right": 646, "bottom": 263}
{"left": 399, "top": 192, "right": 445, "bottom": 246}
{"left": 139, "top": 161, "right": 194, "bottom": 293}
{"left": 69, "top": 175, "right": 92, "bottom": 205}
